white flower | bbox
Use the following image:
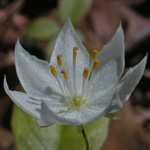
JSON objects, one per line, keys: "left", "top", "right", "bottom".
{"left": 4, "top": 19, "right": 147, "bottom": 126}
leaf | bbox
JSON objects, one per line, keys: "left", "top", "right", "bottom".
{"left": 58, "top": 0, "right": 92, "bottom": 24}
{"left": 105, "top": 113, "right": 120, "bottom": 120}
{"left": 12, "top": 105, "right": 109, "bottom": 150}
{"left": 12, "top": 105, "right": 61, "bottom": 150}
{"left": 59, "top": 117, "right": 109, "bottom": 150}
{"left": 25, "top": 18, "right": 60, "bottom": 40}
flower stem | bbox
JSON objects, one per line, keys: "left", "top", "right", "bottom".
{"left": 81, "top": 126, "right": 89, "bottom": 150}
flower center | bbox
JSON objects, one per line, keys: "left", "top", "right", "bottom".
{"left": 49, "top": 47, "right": 100, "bottom": 107}
{"left": 73, "top": 96, "right": 81, "bottom": 106}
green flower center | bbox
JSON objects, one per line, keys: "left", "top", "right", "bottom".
{"left": 73, "top": 96, "right": 81, "bottom": 106}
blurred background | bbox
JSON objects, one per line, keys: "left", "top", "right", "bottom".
{"left": 0, "top": 0, "right": 150, "bottom": 149}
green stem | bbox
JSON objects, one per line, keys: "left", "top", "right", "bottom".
{"left": 81, "top": 126, "right": 89, "bottom": 150}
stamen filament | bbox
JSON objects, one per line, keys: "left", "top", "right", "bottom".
{"left": 85, "top": 71, "right": 95, "bottom": 98}
{"left": 66, "top": 80, "right": 73, "bottom": 96}
{"left": 61, "top": 69, "right": 73, "bottom": 102}
{"left": 85, "top": 60, "right": 100, "bottom": 98}
{"left": 73, "top": 46, "right": 78, "bottom": 96}
{"left": 55, "top": 76, "right": 68, "bottom": 100}
{"left": 64, "top": 80, "right": 74, "bottom": 102}
{"left": 81, "top": 78, "right": 86, "bottom": 103}
{"left": 81, "top": 68, "right": 89, "bottom": 102}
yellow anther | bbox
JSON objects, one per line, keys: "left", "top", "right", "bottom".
{"left": 91, "top": 50, "right": 99, "bottom": 60}
{"left": 61, "top": 69, "right": 68, "bottom": 80}
{"left": 57, "top": 54, "right": 62, "bottom": 66}
{"left": 73, "top": 47, "right": 78, "bottom": 57}
{"left": 50, "top": 65, "right": 57, "bottom": 77}
{"left": 83, "top": 68, "right": 89, "bottom": 79}
{"left": 92, "top": 60, "right": 100, "bottom": 70}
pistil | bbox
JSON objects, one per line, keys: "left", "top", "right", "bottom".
{"left": 73, "top": 96, "right": 81, "bottom": 106}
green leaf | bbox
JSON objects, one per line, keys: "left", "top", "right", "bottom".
{"left": 105, "top": 113, "right": 120, "bottom": 120}
{"left": 25, "top": 18, "right": 60, "bottom": 40}
{"left": 12, "top": 105, "right": 61, "bottom": 150}
{"left": 59, "top": 117, "right": 109, "bottom": 150}
{"left": 12, "top": 105, "right": 109, "bottom": 150}
{"left": 58, "top": 0, "right": 92, "bottom": 24}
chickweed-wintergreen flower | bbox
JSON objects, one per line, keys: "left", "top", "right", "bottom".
{"left": 4, "top": 18, "right": 147, "bottom": 126}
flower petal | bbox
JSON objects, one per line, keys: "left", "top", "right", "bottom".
{"left": 84, "top": 84, "right": 123, "bottom": 122}
{"left": 50, "top": 18, "right": 90, "bottom": 95}
{"left": 83, "top": 93, "right": 122, "bottom": 124}
{"left": 15, "top": 40, "right": 62, "bottom": 98}
{"left": 90, "top": 24, "right": 125, "bottom": 95}
{"left": 4, "top": 76, "right": 40, "bottom": 119}
{"left": 118, "top": 55, "right": 147, "bottom": 102}
{"left": 38, "top": 101, "right": 81, "bottom": 126}
{"left": 39, "top": 84, "right": 123, "bottom": 126}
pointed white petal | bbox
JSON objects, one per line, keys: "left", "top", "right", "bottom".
{"left": 15, "top": 40, "right": 62, "bottom": 98}
{"left": 4, "top": 76, "right": 40, "bottom": 119}
{"left": 39, "top": 101, "right": 81, "bottom": 126}
{"left": 91, "top": 24, "right": 125, "bottom": 95}
{"left": 50, "top": 18, "right": 90, "bottom": 95}
{"left": 86, "top": 93, "right": 122, "bottom": 123}
{"left": 118, "top": 55, "right": 147, "bottom": 102}
{"left": 82, "top": 88, "right": 123, "bottom": 124}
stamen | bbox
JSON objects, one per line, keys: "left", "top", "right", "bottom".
{"left": 81, "top": 68, "right": 89, "bottom": 103}
{"left": 83, "top": 68, "right": 89, "bottom": 79}
{"left": 73, "top": 46, "right": 78, "bottom": 96}
{"left": 73, "top": 47, "right": 78, "bottom": 57}
{"left": 91, "top": 50, "right": 99, "bottom": 60}
{"left": 87, "top": 50, "right": 99, "bottom": 80}
{"left": 85, "top": 60, "right": 100, "bottom": 98}
{"left": 57, "top": 54, "right": 62, "bottom": 66}
{"left": 61, "top": 69, "right": 68, "bottom": 80}
{"left": 92, "top": 60, "right": 100, "bottom": 70}
{"left": 50, "top": 65, "right": 57, "bottom": 77}
{"left": 60, "top": 69, "right": 73, "bottom": 101}
{"left": 50, "top": 65, "right": 68, "bottom": 100}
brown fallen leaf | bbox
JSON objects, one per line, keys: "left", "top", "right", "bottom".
{"left": 101, "top": 101, "right": 150, "bottom": 150}
{"left": 0, "top": 50, "right": 14, "bottom": 69}
{"left": 0, "top": 127, "right": 14, "bottom": 150}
